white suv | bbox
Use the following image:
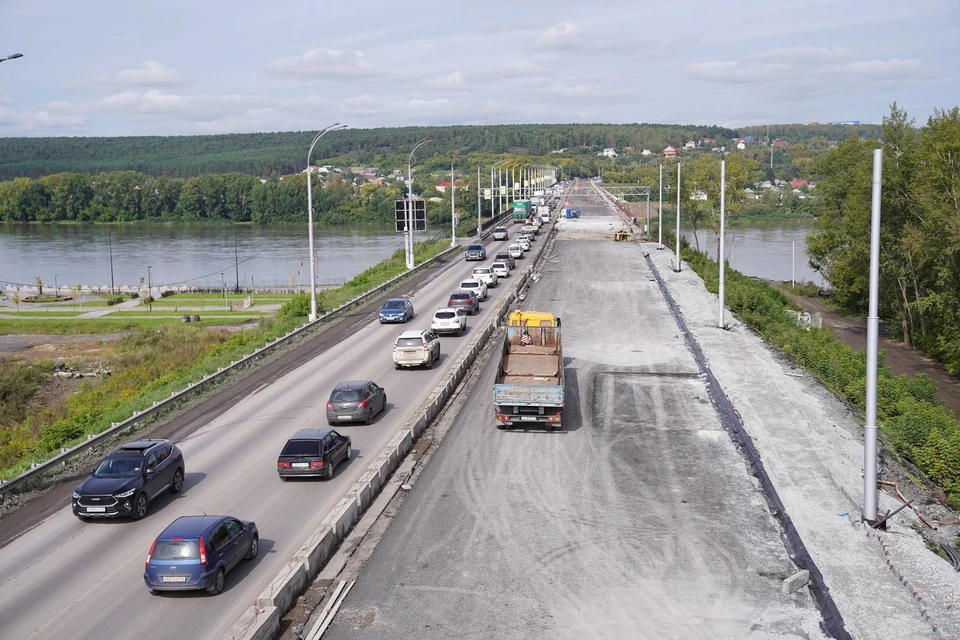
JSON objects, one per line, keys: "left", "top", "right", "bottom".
{"left": 460, "top": 278, "right": 488, "bottom": 301}
{"left": 431, "top": 308, "right": 468, "bottom": 336}
{"left": 393, "top": 330, "right": 441, "bottom": 369}
{"left": 471, "top": 267, "right": 498, "bottom": 288}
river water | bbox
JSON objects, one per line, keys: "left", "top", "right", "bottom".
{"left": 0, "top": 220, "right": 823, "bottom": 292}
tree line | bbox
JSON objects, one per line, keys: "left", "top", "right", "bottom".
{"left": 806, "top": 104, "right": 960, "bottom": 373}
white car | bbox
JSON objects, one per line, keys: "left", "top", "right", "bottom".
{"left": 516, "top": 236, "right": 531, "bottom": 251}
{"left": 508, "top": 244, "right": 524, "bottom": 259}
{"left": 431, "top": 307, "right": 468, "bottom": 336}
{"left": 471, "top": 266, "right": 499, "bottom": 288}
{"left": 460, "top": 278, "right": 488, "bottom": 301}
{"left": 490, "top": 262, "right": 509, "bottom": 279}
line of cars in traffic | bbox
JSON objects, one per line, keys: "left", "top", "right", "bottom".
{"left": 69, "top": 229, "right": 532, "bottom": 597}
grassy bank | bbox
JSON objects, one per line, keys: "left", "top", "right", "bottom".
{"left": 682, "top": 245, "right": 960, "bottom": 506}
{"left": 0, "top": 237, "right": 452, "bottom": 479}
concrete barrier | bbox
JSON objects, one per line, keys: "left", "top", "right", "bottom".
{"left": 354, "top": 468, "right": 381, "bottom": 511}
{"left": 256, "top": 560, "right": 307, "bottom": 613}
{"left": 328, "top": 496, "right": 359, "bottom": 539}
{"left": 220, "top": 605, "right": 280, "bottom": 640}
{"left": 293, "top": 526, "right": 337, "bottom": 579}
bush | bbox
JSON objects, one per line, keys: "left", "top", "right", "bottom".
{"left": 105, "top": 297, "right": 125, "bottom": 306}
{"left": 278, "top": 292, "right": 311, "bottom": 318}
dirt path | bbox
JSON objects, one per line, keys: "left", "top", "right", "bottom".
{"left": 774, "top": 283, "right": 960, "bottom": 420}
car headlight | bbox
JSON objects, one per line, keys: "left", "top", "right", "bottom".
{"left": 72, "top": 491, "right": 81, "bottom": 500}
{"left": 115, "top": 489, "right": 136, "bottom": 498}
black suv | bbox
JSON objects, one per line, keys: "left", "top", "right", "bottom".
{"left": 277, "top": 428, "right": 351, "bottom": 480}
{"left": 448, "top": 289, "right": 480, "bottom": 315}
{"left": 73, "top": 439, "right": 185, "bottom": 521}
{"left": 464, "top": 244, "right": 486, "bottom": 261}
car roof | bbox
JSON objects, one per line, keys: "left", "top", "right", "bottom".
{"left": 112, "top": 440, "right": 167, "bottom": 455}
{"left": 382, "top": 298, "right": 408, "bottom": 304}
{"left": 289, "top": 427, "right": 336, "bottom": 440}
{"left": 397, "top": 329, "right": 427, "bottom": 338}
{"left": 467, "top": 244, "right": 483, "bottom": 249}
{"left": 450, "top": 290, "right": 474, "bottom": 297}
{"left": 461, "top": 278, "right": 481, "bottom": 284}
{"left": 159, "top": 515, "right": 227, "bottom": 539}
{"left": 333, "top": 380, "right": 372, "bottom": 390}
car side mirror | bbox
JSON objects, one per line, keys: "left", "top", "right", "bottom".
{"left": 146, "top": 468, "right": 157, "bottom": 476}
{"left": 89, "top": 468, "right": 96, "bottom": 475}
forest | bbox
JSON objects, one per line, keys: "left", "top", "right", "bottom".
{"left": 0, "top": 122, "right": 875, "bottom": 180}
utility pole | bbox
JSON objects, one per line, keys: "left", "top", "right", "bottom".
{"left": 108, "top": 231, "right": 115, "bottom": 294}
{"left": 451, "top": 161, "right": 457, "bottom": 247}
{"left": 234, "top": 227, "right": 240, "bottom": 294}
{"left": 675, "top": 163, "right": 681, "bottom": 272}
{"left": 476, "top": 162, "right": 482, "bottom": 237}
{"left": 863, "top": 149, "right": 883, "bottom": 523}
{"left": 658, "top": 163, "right": 663, "bottom": 249}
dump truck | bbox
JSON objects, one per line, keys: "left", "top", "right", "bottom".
{"left": 493, "top": 311, "right": 564, "bottom": 430}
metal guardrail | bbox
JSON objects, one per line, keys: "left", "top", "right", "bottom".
{"left": 0, "top": 214, "right": 514, "bottom": 495}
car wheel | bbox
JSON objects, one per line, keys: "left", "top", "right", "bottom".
{"left": 346, "top": 444, "right": 352, "bottom": 461}
{"left": 169, "top": 468, "right": 184, "bottom": 494}
{"left": 245, "top": 535, "right": 259, "bottom": 560}
{"left": 207, "top": 567, "right": 225, "bottom": 595}
{"left": 365, "top": 409, "right": 373, "bottom": 425}
{"left": 426, "top": 355, "right": 434, "bottom": 370}
{"left": 394, "top": 363, "right": 401, "bottom": 370}
{"left": 131, "top": 493, "right": 148, "bottom": 521}
{"left": 327, "top": 459, "right": 337, "bottom": 480}
{"left": 381, "top": 395, "right": 387, "bottom": 414}
{"left": 458, "top": 325, "right": 464, "bottom": 336}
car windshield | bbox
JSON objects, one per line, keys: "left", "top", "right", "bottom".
{"left": 497, "top": 253, "right": 510, "bottom": 259}
{"left": 94, "top": 457, "right": 142, "bottom": 478}
{"left": 468, "top": 245, "right": 482, "bottom": 250}
{"left": 382, "top": 301, "right": 405, "bottom": 310}
{"left": 331, "top": 389, "right": 362, "bottom": 402}
{"left": 474, "top": 269, "right": 490, "bottom": 274}
{"left": 281, "top": 439, "right": 321, "bottom": 456}
{"left": 435, "top": 311, "right": 455, "bottom": 319}
{"left": 153, "top": 539, "right": 200, "bottom": 561}
{"left": 450, "top": 294, "right": 468, "bottom": 301}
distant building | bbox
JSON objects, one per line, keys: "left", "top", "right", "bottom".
{"left": 684, "top": 141, "right": 696, "bottom": 150}
{"left": 831, "top": 120, "right": 861, "bottom": 125}
{"left": 663, "top": 146, "right": 679, "bottom": 158}
{"left": 772, "top": 139, "right": 786, "bottom": 148}
{"left": 552, "top": 148, "right": 567, "bottom": 153}
{"left": 690, "top": 190, "right": 708, "bottom": 201}
{"left": 641, "top": 149, "right": 652, "bottom": 156}
{"left": 600, "top": 148, "right": 617, "bottom": 157}
{"left": 703, "top": 138, "right": 715, "bottom": 146}
{"left": 743, "top": 188, "right": 756, "bottom": 199}
{"left": 736, "top": 142, "right": 746, "bottom": 151}
{"left": 790, "top": 179, "right": 808, "bottom": 188}
{"left": 744, "top": 135, "right": 754, "bottom": 143}
{"left": 435, "top": 181, "right": 456, "bottom": 194}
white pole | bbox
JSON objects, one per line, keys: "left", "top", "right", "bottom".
{"left": 718, "top": 159, "right": 726, "bottom": 329}
{"left": 451, "top": 162, "right": 457, "bottom": 248}
{"left": 792, "top": 241, "right": 796, "bottom": 288}
{"left": 306, "top": 123, "right": 346, "bottom": 321}
{"left": 477, "top": 162, "right": 482, "bottom": 236}
{"left": 863, "top": 148, "right": 883, "bottom": 522}
{"left": 675, "top": 162, "right": 681, "bottom": 272}
{"left": 658, "top": 163, "right": 663, "bottom": 249}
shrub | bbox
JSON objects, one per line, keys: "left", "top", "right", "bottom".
{"left": 278, "top": 292, "right": 311, "bottom": 318}
{"left": 105, "top": 297, "right": 124, "bottom": 306}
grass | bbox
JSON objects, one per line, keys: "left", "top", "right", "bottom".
{"left": 0, "top": 311, "right": 88, "bottom": 317}
{"left": 0, "top": 317, "right": 253, "bottom": 335}
{"left": 106, "top": 310, "right": 271, "bottom": 317}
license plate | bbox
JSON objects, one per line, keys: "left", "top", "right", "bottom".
{"left": 338, "top": 415, "right": 351, "bottom": 420}
{"left": 85, "top": 507, "right": 106, "bottom": 512}
{"left": 162, "top": 576, "right": 187, "bottom": 583}
{"left": 519, "top": 416, "right": 539, "bottom": 421}
{"left": 292, "top": 462, "right": 309, "bottom": 468}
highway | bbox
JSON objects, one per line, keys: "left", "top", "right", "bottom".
{"left": 322, "top": 186, "right": 826, "bottom": 639}
{"left": 0, "top": 226, "right": 533, "bottom": 640}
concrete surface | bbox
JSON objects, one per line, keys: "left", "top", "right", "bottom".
{"left": 322, "top": 191, "right": 828, "bottom": 639}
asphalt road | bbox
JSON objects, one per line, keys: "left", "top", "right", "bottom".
{"left": 0, "top": 230, "right": 533, "bottom": 640}
{"left": 323, "top": 186, "right": 825, "bottom": 639}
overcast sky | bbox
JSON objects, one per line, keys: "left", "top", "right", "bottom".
{"left": 1, "top": 0, "right": 958, "bottom": 137}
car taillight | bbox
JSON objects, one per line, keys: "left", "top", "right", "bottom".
{"left": 310, "top": 460, "right": 325, "bottom": 469}
{"left": 145, "top": 539, "right": 157, "bottom": 568}
{"left": 393, "top": 344, "right": 397, "bottom": 351}
{"left": 326, "top": 401, "right": 333, "bottom": 410}
{"left": 278, "top": 461, "right": 291, "bottom": 468}
{"left": 358, "top": 399, "right": 367, "bottom": 408}
{"left": 199, "top": 536, "right": 208, "bottom": 565}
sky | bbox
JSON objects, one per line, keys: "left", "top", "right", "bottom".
{"left": 0, "top": 0, "right": 958, "bottom": 137}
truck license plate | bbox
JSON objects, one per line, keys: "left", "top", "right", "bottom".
{"left": 86, "top": 507, "right": 106, "bottom": 512}
{"left": 519, "top": 416, "right": 539, "bottom": 421}
{"left": 162, "top": 576, "right": 187, "bottom": 583}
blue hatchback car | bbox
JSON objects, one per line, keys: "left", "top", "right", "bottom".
{"left": 144, "top": 515, "right": 259, "bottom": 595}
{"left": 378, "top": 298, "right": 414, "bottom": 323}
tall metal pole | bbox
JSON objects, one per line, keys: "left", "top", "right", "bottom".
{"left": 718, "top": 159, "right": 726, "bottom": 329}
{"left": 792, "top": 241, "right": 796, "bottom": 288}
{"left": 221, "top": 273, "right": 227, "bottom": 310}
{"left": 234, "top": 227, "right": 240, "bottom": 294}
{"left": 108, "top": 231, "right": 115, "bottom": 294}
{"left": 658, "top": 164, "right": 663, "bottom": 249}
{"left": 147, "top": 266, "right": 152, "bottom": 311}
{"left": 307, "top": 123, "right": 347, "bottom": 320}
{"left": 863, "top": 148, "right": 883, "bottom": 523}
{"left": 675, "top": 162, "right": 681, "bottom": 272}
{"left": 451, "top": 161, "right": 457, "bottom": 247}
{"left": 477, "top": 162, "right": 482, "bottom": 236}
{"left": 645, "top": 191, "right": 650, "bottom": 236}
{"left": 406, "top": 138, "right": 431, "bottom": 270}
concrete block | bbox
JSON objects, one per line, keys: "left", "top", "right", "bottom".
{"left": 355, "top": 468, "right": 381, "bottom": 510}
{"left": 781, "top": 569, "right": 810, "bottom": 595}
{"left": 330, "top": 496, "right": 359, "bottom": 539}
{"left": 293, "top": 525, "right": 337, "bottom": 579}
{"left": 377, "top": 453, "right": 394, "bottom": 484}
{"left": 255, "top": 560, "right": 307, "bottom": 614}
{"left": 392, "top": 429, "right": 413, "bottom": 457}
{"left": 219, "top": 605, "right": 280, "bottom": 640}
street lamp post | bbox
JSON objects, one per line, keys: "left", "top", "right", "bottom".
{"left": 477, "top": 161, "right": 483, "bottom": 236}
{"left": 221, "top": 273, "right": 227, "bottom": 310}
{"left": 451, "top": 161, "right": 457, "bottom": 248}
{"left": 406, "top": 138, "right": 431, "bottom": 270}
{"left": 0, "top": 53, "right": 23, "bottom": 63}
{"left": 147, "top": 266, "right": 152, "bottom": 311}
{"left": 306, "top": 123, "right": 348, "bottom": 321}
{"left": 54, "top": 274, "right": 59, "bottom": 298}
{"left": 675, "top": 163, "right": 682, "bottom": 272}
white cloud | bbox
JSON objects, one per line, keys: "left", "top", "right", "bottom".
{"left": 341, "top": 94, "right": 390, "bottom": 116}
{"left": 266, "top": 48, "right": 381, "bottom": 80}
{"left": 537, "top": 21, "right": 579, "bottom": 47}
{"left": 0, "top": 107, "right": 87, "bottom": 129}
{"left": 824, "top": 58, "right": 929, "bottom": 78}
{"left": 474, "top": 60, "right": 550, "bottom": 82}
{"left": 115, "top": 60, "right": 186, "bottom": 87}
{"left": 0, "top": 90, "right": 13, "bottom": 105}
{"left": 426, "top": 71, "right": 467, "bottom": 90}
{"left": 751, "top": 46, "right": 847, "bottom": 63}
{"left": 99, "top": 90, "right": 190, "bottom": 114}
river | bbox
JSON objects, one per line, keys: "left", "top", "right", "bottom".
{"left": 0, "top": 220, "right": 824, "bottom": 293}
